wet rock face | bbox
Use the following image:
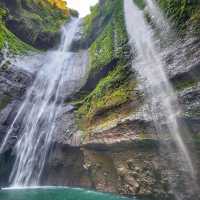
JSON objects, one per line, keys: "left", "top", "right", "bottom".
{"left": 42, "top": 143, "right": 92, "bottom": 188}
{"left": 178, "top": 84, "right": 200, "bottom": 135}
{"left": 43, "top": 122, "right": 200, "bottom": 200}
{"left": 43, "top": 141, "right": 173, "bottom": 199}
{"left": 0, "top": 149, "right": 15, "bottom": 187}
{"left": 0, "top": 64, "right": 33, "bottom": 143}
{"left": 166, "top": 38, "right": 200, "bottom": 139}
{"left": 42, "top": 110, "right": 170, "bottom": 199}
{"left": 0, "top": 61, "right": 33, "bottom": 185}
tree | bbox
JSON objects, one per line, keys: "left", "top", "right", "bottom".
{"left": 47, "top": 0, "right": 69, "bottom": 15}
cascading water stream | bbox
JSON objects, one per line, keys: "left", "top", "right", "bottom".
{"left": 124, "top": 0, "right": 197, "bottom": 197}
{"left": 145, "top": 0, "right": 171, "bottom": 33}
{"left": 0, "top": 19, "right": 80, "bottom": 186}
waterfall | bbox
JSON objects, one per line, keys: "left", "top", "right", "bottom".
{"left": 0, "top": 19, "right": 82, "bottom": 186}
{"left": 124, "top": 0, "right": 197, "bottom": 197}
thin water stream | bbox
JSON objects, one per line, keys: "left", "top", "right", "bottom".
{"left": 124, "top": 0, "right": 198, "bottom": 198}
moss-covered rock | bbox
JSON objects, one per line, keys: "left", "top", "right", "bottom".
{"left": 0, "top": 0, "right": 71, "bottom": 50}
{"left": 76, "top": 65, "right": 138, "bottom": 129}
{"left": 80, "top": 0, "right": 130, "bottom": 90}
{"left": 73, "top": 0, "right": 140, "bottom": 130}
{"left": 0, "top": 7, "right": 35, "bottom": 54}
{"left": 157, "top": 0, "right": 200, "bottom": 35}
{"left": 0, "top": 95, "right": 12, "bottom": 111}
{"left": 74, "top": 1, "right": 114, "bottom": 49}
{"left": 133, "top": 0, "right": 146, "bottom": 10}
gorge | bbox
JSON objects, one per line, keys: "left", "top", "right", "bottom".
{"left": 0, "top": 0, "right": 200, "bottom": 200}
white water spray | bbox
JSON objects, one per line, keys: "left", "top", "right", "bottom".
{"left": 0, "top": 19, "right": 82, "bottom": 186}
{"left": 145, "top": 0, "right": 171, "bottom": 32}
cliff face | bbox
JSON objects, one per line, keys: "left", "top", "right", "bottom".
{"left": 43, "top": 1, "right": 200, "bottom": 200}
{"left": 0, "top": 0, "right": 200, "bottom": 199}
{"left": 0, "top": 0, "right": 72, "bottom": 186}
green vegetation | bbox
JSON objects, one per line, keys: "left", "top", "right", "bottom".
{"left": 20, "top": 0, "right": 69, "bottom": 33}
{"left": 157, "top": 0, "right": 200, "bottom": 34}
{"left": 133, "top": 0, "right": 146, "bottom": 10}
{"left": 112, "top": 0, "right": 129, "bottom": 62}
{"left": 83, "top": 1, "right": 113, "bottom": 38}
{"left": 193, "top": 135, "right": 200, "bottom": 144}
{"left": 83, "top": 4, "right": 101, "bottom": 38}
{"left": 69, "top": 8, "right": 79, "bottom": 18}
{"left": 0, "top": 95, "right": 12, "bottom": 111}
{"left": 77, "top": 66, "right": 136, "bottom": 128}
{"left": 75, "top": 0, "right": 137, "bottom": 129}
{"left": 88, "top": 0, "right": 129, "bottom": 77}
{"left": 89, "top": 22, "right": 113, "bottom": 76}
{"left": 0, "top": 8, "right": 34, "bottom": 53}
{"left": 0, "top": 0, "right": 71, "bottom": 51}
{"left": 175, "top": 79, "right": 198, "bottom": 91}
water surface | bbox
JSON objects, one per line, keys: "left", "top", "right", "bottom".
{"left": 0, "top": 187, "right": 133, "bottom": 200}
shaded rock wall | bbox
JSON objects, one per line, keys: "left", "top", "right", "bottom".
{"left": 0, "top": 60, "right": 34, "bottom": 186}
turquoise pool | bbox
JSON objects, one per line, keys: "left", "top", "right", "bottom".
{"left": 0, "top": 187, "right": 134, "bottom": 200}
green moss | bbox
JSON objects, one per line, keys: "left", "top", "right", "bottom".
{"left": 83, "top": 1, "right": 114, "bottom": 38}
{"left": 87, "top": 0, "right": 129, "bottom": 77}
{"left": 157, "top": 0, "right": 200, "bottom": 34}
{"left": 0, "top": 0, "right": 70, "bottom": 51}
{"left": 175, "top": 79, "right": 198, "bottom": 91}
{"left": 0, "top": 95, "right": 12, "bottom": 111}
{"left": 0, "top": 11, "right": 34, "bottom": 54}
{"left": 188, "top": 11, "right": 200, "bottom": 35}
{"left": 19, "top": 0, "right": 69, "bottom": 33}
{"left": 83, "top": 4, "right": 101, "bottom": 37}
{"left": 133, "top": 0, "right": 146, "bottom": 10}
{"left": 76, "top": 66, "right": 136, "bottom": 128}
{"left": 75, "top": 0, "right": 134, "bottom": 130}
{"left": 193, "top": 135, "right": 200, "bottom": 144}
{"left": 112, "top": 0, "right": 129, "bottom": 63}
{"left": 89, "top": 22, "right": 113, "bottom": 75}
